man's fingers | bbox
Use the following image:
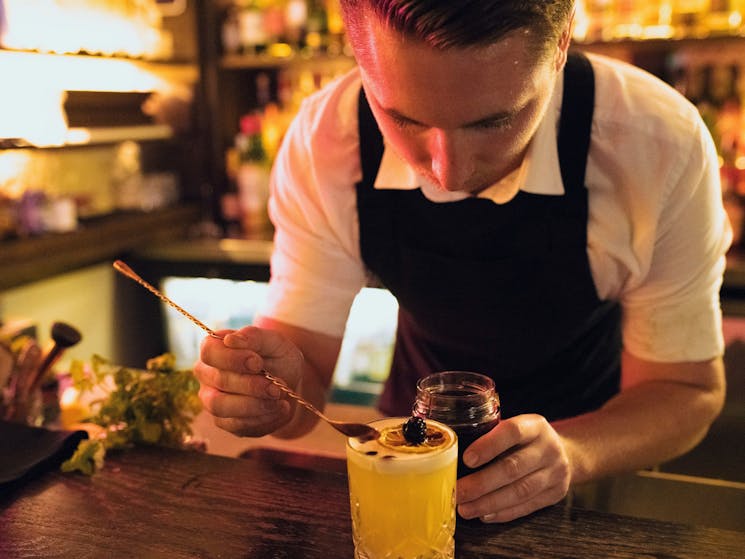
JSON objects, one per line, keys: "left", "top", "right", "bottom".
{"left": 457, "top": 444, "right": 545, "bottom": 503}
{"left": 477, "top": 486, "right": 568, "bottom": 523}
{"left": 464, "top": 414, "right": 547, "bottom": 467}
{"left": 194, "top": 362, "right": 279, "bottom": 396}
{"left": 210, "top": 402, "right": 292, "bottom": 438}
{"left": 199, "top": 385, "right": 285, "bottom": 418}
{"left": 457, "top": 465, "right": 565, "bottom": 520}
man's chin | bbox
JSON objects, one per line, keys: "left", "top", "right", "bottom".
{"left": 421, "top": 176, "right": 486, "bottom": 195}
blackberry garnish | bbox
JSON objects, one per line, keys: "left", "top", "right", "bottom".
{"left": 402, "top": 416, "right": 427, "bottom": 444}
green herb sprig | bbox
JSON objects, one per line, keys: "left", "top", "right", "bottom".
{"left": 61, "top": 353, "right": 201, "bottom": 475}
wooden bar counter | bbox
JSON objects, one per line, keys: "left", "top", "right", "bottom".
{"left": 1, "top": 445, "right": 744, "bottom": 558}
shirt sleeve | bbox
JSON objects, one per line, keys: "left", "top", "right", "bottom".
{"left": 621, "top": 115, "right": 732, "bottom": 362}
{"left": 257, "top": 78, "right": 369, "bottom": 338}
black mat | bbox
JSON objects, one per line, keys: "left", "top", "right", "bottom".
{"left": 0, "top": 420, "right": 88, "bottom": 495}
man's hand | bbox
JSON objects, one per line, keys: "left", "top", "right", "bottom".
{"left": 194, "top": 326, "right": 304, "bottom": 437}
{"left": 455, "top": 414, "right": 571, "bottom": 523}
{"left": 456, "top": 353, "right": 725, "bottom": 523}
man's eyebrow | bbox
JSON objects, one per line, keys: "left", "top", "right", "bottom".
{"left": 381, "top": 106, "right": 516, "bottom": 128}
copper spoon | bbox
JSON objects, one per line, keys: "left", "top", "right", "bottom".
{"left": 112, "top": 260, "right": 379, "bottom": 440}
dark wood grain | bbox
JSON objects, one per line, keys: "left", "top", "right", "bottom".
{"left": 1, "top": 446, "right": 744, "bottom": 559}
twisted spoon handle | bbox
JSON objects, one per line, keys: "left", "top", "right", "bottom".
{"left": 112, "top": 260, "right": 328, "bottom": 422}
{"left": 260, "top": 369, "right": 329, "bottom": 421}
{"left": 113, "top": 260, "right": 222, "bottom": 340}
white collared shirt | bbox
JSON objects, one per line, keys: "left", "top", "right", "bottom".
{"left": 260, "top": 53, "right": 732, "bottom": 363}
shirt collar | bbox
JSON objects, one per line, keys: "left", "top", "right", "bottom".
{"left": 373, "top": 72, "right": 565, "bottom": 202}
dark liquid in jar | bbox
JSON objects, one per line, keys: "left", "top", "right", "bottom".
{"left": 451, "top": 417, "right": 500, "bottom": 478}
{"left": 413, "top": 390, "right": 500, "bottom": 477}
{"left": 414, "top": 371, "right": 500, "bottom": 478}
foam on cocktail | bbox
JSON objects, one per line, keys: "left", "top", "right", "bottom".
{"left": 347, "top": 417, "right": 457, "bottom": 471}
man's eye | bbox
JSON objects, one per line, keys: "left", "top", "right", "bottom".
{"left": 473, "top": 118, "right": 512, "bottom": 131}
{"left": 390, "top": 115, "right": 417, "bottom": 129}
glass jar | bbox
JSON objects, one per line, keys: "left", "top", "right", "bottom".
{"left": 412, "top": 371, "right": 500, "bottom": 477}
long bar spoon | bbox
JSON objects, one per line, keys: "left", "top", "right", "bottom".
{"left": 112, "top": 260, "right": 379, "bottom": 441}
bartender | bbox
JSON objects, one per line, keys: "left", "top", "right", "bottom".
{"left": 196, "top": 0, "right": 729, "bottom": 523}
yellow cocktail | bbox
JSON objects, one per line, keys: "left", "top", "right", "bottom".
{"left": 346, "top": 417, "right": 458, "bottom": 559}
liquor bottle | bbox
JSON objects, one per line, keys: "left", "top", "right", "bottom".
{"left": 325, "top": 0, "right": 346, "bottom": 55}
{"left": 284, "top": 0, "right": 308, "bottom": 50}
{"left": 220, "top": 146, "right": 243, "bottom": 238}
{"left": 304, "top": 0, "right": 328, "bottom": 54}
{"left": 582, "top": 0, "right": 618, "bottom": 41}
{"left": 221, "top": 5, "right": 241, "bottom": 55}
{"left": 671, "top": 0, "right": 710, "bottom": 38}
{"left": 706, "top": 0, "right": 745, "bottom": 35}
{"left": 235, "top": 113, "right": 271, "bottom": 236}
{"left": 236, "top": 0, "right": 267, "bottom": 55}
{"left": 262, "top": 0, "right": 287, "bottom": 50}
{"left": 693, "top": 64, "right": 720, "bottom": 147}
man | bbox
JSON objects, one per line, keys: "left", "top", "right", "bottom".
{"left": 196, "top": 1, "right": 729, "bottom": 523}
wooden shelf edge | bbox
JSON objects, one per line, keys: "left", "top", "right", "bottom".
{"left": 0, "top": 204, "right": 201, "bottom": 291}
{"left": 1, "top": 125, "right": 176, "bottom": 150}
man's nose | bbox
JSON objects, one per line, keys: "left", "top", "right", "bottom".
{"left": 428, "top": 129, "right": 472, "bottom": 190}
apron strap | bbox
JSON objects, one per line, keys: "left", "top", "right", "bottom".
{"left": 559, "top": 51, "right": 595, "bottom": 195}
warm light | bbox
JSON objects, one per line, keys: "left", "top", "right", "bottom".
{"left": 285, "top": 0, "right": 308, "bottom": 29}
{"left": 0, "top": 50, "right": 171, "bottom": 92}
{"left": 0, "top": 0, "right": 171, "bottom": 60}
{"left": 736, "top": 156, "right": 745, "bottom": 170}
{"left": 266, "top": 42, "right": 294, "bottom": 59}
{"left": 59, "top": 385, "right": 91, "bottom": 429}
{"left": 614, "top": 23, "right": 644, "bottom": 39}
{"left": 642, "top": 25, "right": 675, "bottom": 39}
{"left": 572, "top": 0, "right": 590, "bottom": 41}
{"left": 261, "top": 104, "right": 284, "bottom": 160}
{"left": 64, "top": 129, "right": 93, "bottom": 145}
{"left": 0, "top": 86, "right": 67, "bottom": 147}
{"left": 60, "top": 385, "right": 81, "bottom": 408}
{"left": 327, "top": 0, "right": 345, "bottom": 36}
{"left": 658, "top": 1, "right": 673, "bottom": 26}
{"left": 298, "top": 70, "right": 317, "bottom": 96}
{"left": 0, "top": 50, "right": 193, "bottom": 147}
{"left": 0, "top": 151, "right": 33, "bottom": 197}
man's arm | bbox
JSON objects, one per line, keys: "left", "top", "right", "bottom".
{"left": 456, "top": 351, "right": 726, "bottom": 522}
{"left": 554, "top": 350, "right": 726, "bottom": 483}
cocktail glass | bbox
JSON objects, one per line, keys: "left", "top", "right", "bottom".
{"left": 346, "top": 416, "right": 458, "bottom": 559}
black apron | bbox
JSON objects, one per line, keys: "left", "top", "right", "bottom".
{"left": 355, "top": 52, "right": 622, "bottom": 421}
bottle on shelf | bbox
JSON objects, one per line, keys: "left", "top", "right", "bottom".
{"left": 221, "top": 5, "right": 242, "bottom": 55}
{"left": 576, "top": 0, "right": 744, "bottom": 40}
{"left": 284, "top": 0, "right": 308, "bottom": 51}
{"left": 262, "top": 1, "right": 287, "bottom": 50}
{"left": 705, "top": 0, "right": 745, "bottom": 35}
{"left": 325, "top": 0, "right": 348, "bottom": 55}
{"left": 236, "top": 0, "right": 268, "bottom": 55}
{"left": 234, "top": 113, "right": 271, "bottom": 236}
{"left": 220, "top": 147, "right": 243, "bottom": 238}
{"left": 304, "top": 0, "right": 329, "bottom": 54}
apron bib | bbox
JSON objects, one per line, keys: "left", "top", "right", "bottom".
{"left": 355, "top": 52, "right": 621, "bottom": 420}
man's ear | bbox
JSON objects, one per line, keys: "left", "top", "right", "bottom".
{"left": 555, "top": 11, "right": 575, "bottom": 71}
